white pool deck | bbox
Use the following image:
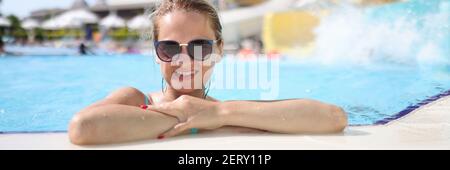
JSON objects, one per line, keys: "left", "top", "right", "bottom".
{"left": 1, "top": 96, "right": 449, "bottom": 150}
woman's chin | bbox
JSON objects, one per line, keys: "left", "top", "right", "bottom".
{"left": 170, "top": 78, "right": 204, "bottom": 92}
{"left": 176, "top": 88, "right": 195, "bottom": 93}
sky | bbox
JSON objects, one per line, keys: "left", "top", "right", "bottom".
{"left": 0, "top": 0, "right": 96, "bottom": 18}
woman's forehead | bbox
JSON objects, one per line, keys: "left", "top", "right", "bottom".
{"left": 157, "top": 11, "right": 216, "bottom": 41}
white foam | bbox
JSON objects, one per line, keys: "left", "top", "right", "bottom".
{"left": 305, "top": 1, "right": 449, "bottom": 68}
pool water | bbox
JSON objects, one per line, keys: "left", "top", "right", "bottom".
{"left": 1, "top": 55, "right": 449, "bottom": 132}
{"left": 0, "top": 0, "right": 449, "bottom": 132}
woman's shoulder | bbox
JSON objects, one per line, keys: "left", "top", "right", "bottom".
{"left": 99, "top": 87, "right": 148, "bottom": 107}
{"left": 109, "top": 87, "right": 146, "bottom": 97}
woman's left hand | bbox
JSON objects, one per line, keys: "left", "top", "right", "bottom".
{"left": 145, "top": 95, "right": 225, "bottom": 138}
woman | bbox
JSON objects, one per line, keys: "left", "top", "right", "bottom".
{"left": 69, "top": 0, "right": 347, "bottom": 145}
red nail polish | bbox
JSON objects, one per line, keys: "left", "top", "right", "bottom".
{"left": 157, "top": 135, "right": 165, "bottom": 139}
{"left": 140, "top": 105, "right": 148, "bottom": 109}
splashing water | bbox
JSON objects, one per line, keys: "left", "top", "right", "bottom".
{"left": 310, "top": 0, "right": 449, "bottom": 68}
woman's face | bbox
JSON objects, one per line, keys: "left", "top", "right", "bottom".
{"left": 156, "top": 10, "right": 222, "bottom": 94}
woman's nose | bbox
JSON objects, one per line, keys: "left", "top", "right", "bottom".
{"left": 172, "top": 46, "right": 193, "bottom": 66}
{"left": 180, "top": 46, "right": 189, "bottom": 55}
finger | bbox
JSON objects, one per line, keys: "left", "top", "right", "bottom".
{"left": 147, "top": 104, "right": 183, "bottom": 122}
{"left": 150, "top": 105, "right": 186, "bottom": 122}
{"left": 149, "top": 103, "right": 189, "bottom": 123}
{"left": 146, "top": 104, "right": 177, "bottom": 116}
{"left": 161, "top": 122, "right": 193, "bottom": 138}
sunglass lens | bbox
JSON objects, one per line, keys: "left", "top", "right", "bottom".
{"left": 188, "top": 40, "right": 213, "bottom": 61}
{"left": 157, "top": 41, "right": 180, "bottom": 62}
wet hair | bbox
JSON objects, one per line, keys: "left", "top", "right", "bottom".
{"left": 148, "top": 0, "right": 223, "bottom": 45}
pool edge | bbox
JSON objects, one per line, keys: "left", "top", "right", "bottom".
{"left": 373, "top": 89, "right": 450, "bottom": 126}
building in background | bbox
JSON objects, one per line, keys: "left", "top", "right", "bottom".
{"left": 90, "top": 0, "right": 159, "bottom": 20}
{"left": 28, "top": 0, "right": 268, "bottom": 22}
{"left": 29, "top": 0, "right": 157, "bottom": 22}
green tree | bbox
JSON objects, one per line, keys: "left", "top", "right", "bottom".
{"left": 7, "top": 15, "right": 27, "bottom": 40}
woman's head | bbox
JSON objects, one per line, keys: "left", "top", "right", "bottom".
{"left": 150, "top": 0, "right": 223, "bottom": 95}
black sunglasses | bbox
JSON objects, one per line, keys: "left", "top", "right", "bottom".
{"left": 154, "top": 39, "right": 218, "bottom": 62}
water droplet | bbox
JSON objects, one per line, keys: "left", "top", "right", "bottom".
{"left": 281, "top": 115, "right": 286, "bottom": 121}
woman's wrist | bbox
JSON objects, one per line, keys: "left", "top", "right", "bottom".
{"left": 216, "top": 101, "right": 232, "bottom": 127}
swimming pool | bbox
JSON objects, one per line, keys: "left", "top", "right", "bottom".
{"left": 0, "top": 0, "right": 449, "bottom": 133}
{"left": 1, "top": 54, "right": 449, "bottom": 132}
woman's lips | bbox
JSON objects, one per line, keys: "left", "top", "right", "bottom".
{"left": 174, "top": 70, "right": 199, "bottom": 80}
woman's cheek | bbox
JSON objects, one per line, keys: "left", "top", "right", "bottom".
{"left": 202, "top": 65, "right": 214, "bottom": 83}
{"left": 161, "top": 64, "right": 174, "bottom": 81}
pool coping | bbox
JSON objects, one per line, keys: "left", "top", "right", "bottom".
{"left": 374, "top": 89, "right": 450, "bottom": 125}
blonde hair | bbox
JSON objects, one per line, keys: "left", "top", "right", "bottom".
{"left": 147, "top": 0, "right": 223, "bottom": 45}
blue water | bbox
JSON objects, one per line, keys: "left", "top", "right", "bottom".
{"left": 1, "top": 55, "right": 449, "bottom": 132}
{"left": 0, "top": 0, "right": 449, "bottom": 132}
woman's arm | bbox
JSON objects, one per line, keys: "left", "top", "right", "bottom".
{"left": 219, "top": 99, "right": 348, "bottom": 134}
{"left": 68, "top": 87, "right": 178, "bottom": 145}
{"left": 147, "top": 96, "right": 347, "bottom": 138}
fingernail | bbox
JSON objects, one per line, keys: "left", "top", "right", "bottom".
{"left": 140, "top": 105, "right": 148, "bottom": 109}
{"left": 157, "top": 135, "right": 165, "bottom": 140}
